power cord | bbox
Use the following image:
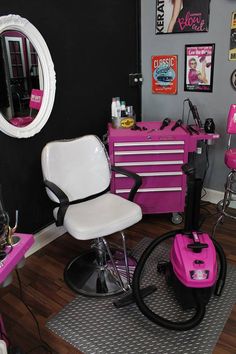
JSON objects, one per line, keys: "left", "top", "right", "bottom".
{"left": 15, "top": 269, "right": 54, "bottom": 354}
{"left": 202, "top": 143, "right": 209, "bottom": 184}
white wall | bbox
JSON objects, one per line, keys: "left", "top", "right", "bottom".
{"left": 141, "top": 0, "right": 236, "bottom": 192}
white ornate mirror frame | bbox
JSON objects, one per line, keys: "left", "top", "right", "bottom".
{"left": 0, "top": 14, "right": 56, "bottom": 138}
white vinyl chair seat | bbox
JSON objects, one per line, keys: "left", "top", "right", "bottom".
{"left": 53, "top": 192, "right": 142, "bottom": 240}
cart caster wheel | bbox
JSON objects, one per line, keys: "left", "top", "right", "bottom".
{"left": 171, "top": 213, "right": 183, "bottom": 225}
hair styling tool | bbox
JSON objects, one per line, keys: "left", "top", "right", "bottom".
{"left": 171, "top": 120, "right": 190, "bottom": 134}
{"left": 187, "top": 125, "right": 200, "bottom": 135}
{"left": 187, "top": 99, "right": 202, "bottom": 128}
{"left": 160, "top": 118, "right": 171, "bottom": 130}
{"left": 204, "top": 118, "right": 215, "bottom": 134}
{"left": 171, "top": 119, "right": 183, "bottom": 131}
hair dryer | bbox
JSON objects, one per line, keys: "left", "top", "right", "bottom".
{"left": 187, "top": 99, "right": 202, "bottom": 128}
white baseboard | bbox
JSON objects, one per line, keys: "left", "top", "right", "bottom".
{"left": 203, "top": 188, "right": 236, "bottom": 208}
{"left": 25, "top": 223, "right": 66, "bottom": 257}
{"left": 202, "top": 188, "right": 223, "bottom": 205}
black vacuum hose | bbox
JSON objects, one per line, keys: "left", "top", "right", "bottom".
{"left": 212, "top": 238, "right": 227, "bottom": 296}
{"left": 132, "top": 230, "right": 226, "bottom": 331}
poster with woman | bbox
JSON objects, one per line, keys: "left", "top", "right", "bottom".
{"left": 229, "top": 11, "right": 236, "bottom": 61}
{"left": 184, "top": 44, "right": 215, "bottom": 92}
{"left": 155, "top": 0, "right": 210, "bottom": 34}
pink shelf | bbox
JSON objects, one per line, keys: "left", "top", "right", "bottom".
{"left": 0, "top": 233, "right": 34, "bottom": 284}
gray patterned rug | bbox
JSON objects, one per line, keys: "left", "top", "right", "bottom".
{"left": 47, "top": 238, "right": 236, "bottom": 354}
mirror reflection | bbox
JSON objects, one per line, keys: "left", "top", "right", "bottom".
{"left": 0, "top": 30, "right": 43, "bottom": 128}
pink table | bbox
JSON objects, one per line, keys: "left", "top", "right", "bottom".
{"left": 0, "top": 233, "right": 34, "bottom": 285}
{"left": 0, "top": 233, "right": 34, "bottom": 347}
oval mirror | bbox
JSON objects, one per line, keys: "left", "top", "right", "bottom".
{"left": 0, "top": 14, "right": 56, "bottom": 138}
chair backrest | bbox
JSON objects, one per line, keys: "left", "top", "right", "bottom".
{"left": 41, "top": 135, "right": 111, "bottom": 203}
{"left": 227, "top": 104, "right": 236, "bottom": 134}
{"left": 29, "top": 89, "right": 43, "bottom": 110}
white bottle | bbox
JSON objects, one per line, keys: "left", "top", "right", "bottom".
{"left": 111, "top": 97, "right": 117, "bottom": 118}
{"left": 115, "top": 97, "right": 121, "bottom": 118}
{"left": 120, "top": 101, "right": 126, "bottom": 117}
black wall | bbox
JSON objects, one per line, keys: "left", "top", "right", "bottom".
{"left": 0, "top": 1, "right": 141, "bottom": 233}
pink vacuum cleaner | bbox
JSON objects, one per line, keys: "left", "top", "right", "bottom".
{"left": 132, "top": 163, "right": 227, "bottom": 331}
{"left": 171, "top": 232, "right": 217, "bottom": 289}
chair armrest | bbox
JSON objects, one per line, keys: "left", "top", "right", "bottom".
{"left": 44, "top": 180, "right": 110, "bottom": 226}
{"left": 111, "top": 166, "right": 142, "bottom": 201}
{"left": 44, "top": 180, "right": 69, "bottom": 226}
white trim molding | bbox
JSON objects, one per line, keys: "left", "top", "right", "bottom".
{"left": 202, "top": 188, "right": 236, "bottom": 208}
{"left": 25, "top": 223, "right": 65, "bottom": 257}
{"left": 202, "top": 188, "right": 224, "bottom": 205}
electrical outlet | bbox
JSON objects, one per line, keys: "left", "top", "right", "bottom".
{"left": 129, "top": 73, "right": 143, "bottom": 87}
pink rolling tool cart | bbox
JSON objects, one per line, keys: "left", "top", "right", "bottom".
{"left": 108, "top": 121, "right": 219, "bottom": 222}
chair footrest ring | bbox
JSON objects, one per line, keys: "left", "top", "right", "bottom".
{"left": 64, "top": 250, "right": 135, "bottom": 297}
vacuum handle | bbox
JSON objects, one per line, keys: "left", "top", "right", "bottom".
{"left": 187, "top": 242, "right": 208, "bottom": 253}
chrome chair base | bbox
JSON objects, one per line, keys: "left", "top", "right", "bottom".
{"left": 213, "top": 170, "right": 236, "bottom": 237}
{"left": 64, "top": 249, "right": 135, "bottom": 297}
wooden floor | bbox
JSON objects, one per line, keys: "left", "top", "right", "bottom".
{"left": 1, "top": 203, "right": 236, "bottom": 354}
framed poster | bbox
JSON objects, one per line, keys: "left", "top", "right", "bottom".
{"left": 229, "top": 11, "right": 236, "bottom": 61}
{"left": 184, "top": 44, "right": 215, "bottom": 92}
{"left": 152, "top": 55, "right": 178, "bottom": 94}
{"left": 155, "top": 0, "right": 210, "bottom": 34}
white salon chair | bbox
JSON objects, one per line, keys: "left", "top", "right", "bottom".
{"left": 41, "top": 135, "right": 142, "bottom": 297}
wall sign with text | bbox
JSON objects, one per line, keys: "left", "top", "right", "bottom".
{"left": 152, "top": 55, "right": 178, "bottom": 94}
{"left": 155, "top": 0, "right": 210, "bottom": 34}
{"left": 184, "top": 44, "right": 215, "bottom": 93}
{"left": 229, "top": 12, "right": 236, "bottom": 61}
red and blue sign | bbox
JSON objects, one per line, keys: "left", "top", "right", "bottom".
{"left": 152, "top": 55, "right": 178, "bottom": 94}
